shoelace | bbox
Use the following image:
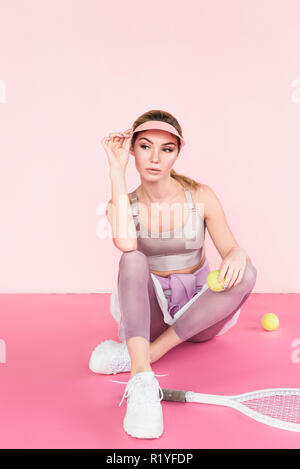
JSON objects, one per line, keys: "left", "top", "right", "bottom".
{"left": 109, "top": 373, "right": 168, "bottom": 407}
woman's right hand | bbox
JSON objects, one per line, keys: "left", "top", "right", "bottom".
{"left": 101, "top": 127, "right": 134, "bottom": 173}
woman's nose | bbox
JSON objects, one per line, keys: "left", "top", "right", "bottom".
{"left": 151, "top": 151, "right": 160, "bottom": 161}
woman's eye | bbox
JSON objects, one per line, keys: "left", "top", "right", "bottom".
{"left": 140, "top": 144, "right": 173, "bottom": 153}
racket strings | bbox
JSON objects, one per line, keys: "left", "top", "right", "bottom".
{"left": 241, "top": 394, "right": 300, "bottom": 424}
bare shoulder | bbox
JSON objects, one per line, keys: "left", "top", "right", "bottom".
{"left": 191, "top": 182, "right": 225, "bottom": 222}
{"left": 197, "top": 183, "right": 221, "bottom": 204}
{"left": 192, "top": 182, "right": 207, "bottom": 199}
{"left": 189, "top": 182, "right": 207, "bottom": 219}
{"left": 193, "top": 182, "right": 214, "bottom": 194}
{"left": 195, "top": 183, "right": 226, "bottom": 222}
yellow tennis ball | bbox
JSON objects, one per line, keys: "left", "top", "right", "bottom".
{"left": 261, "top": 313, "right": 279, "bottom": 331}
{"left": 206, "top": 270, "right": 225, "bottom": 292}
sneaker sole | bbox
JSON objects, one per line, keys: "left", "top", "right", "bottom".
{"left": 89, "top": 363, "right": 131, "bottom": 374}
{"left": 123, "top": 420, "right": 163, "bottom": 439}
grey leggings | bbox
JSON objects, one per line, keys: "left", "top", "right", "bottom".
{"left": 117, "top": 250, "right": 257, "bottom": 343}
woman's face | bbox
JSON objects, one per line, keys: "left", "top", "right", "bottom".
{"left": 130, "top": 129, "right": 179, "bottom": 179}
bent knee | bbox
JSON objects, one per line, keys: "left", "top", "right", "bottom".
{"left": 119, "top": 249, "right": 149, "bottom": 276}
{"left": 240, "top": 260, "right": 257, "bottom": 290}
{"left": 120, "top": 249, "right": 148, "bottom": 264}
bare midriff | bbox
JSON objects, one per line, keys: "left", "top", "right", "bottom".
{"left": 150, "top": 254, "right": 206, "bottom": 278}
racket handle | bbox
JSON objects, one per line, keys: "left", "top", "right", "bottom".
{"left": 162, "top": 388, "right": 187, "bottom": 402}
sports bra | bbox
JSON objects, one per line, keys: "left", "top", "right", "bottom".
{"left": 130, "top": 187, "right": 206, "bottom": 271}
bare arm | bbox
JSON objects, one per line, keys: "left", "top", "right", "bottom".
{"left": 200, "top": 184, "right": 252, "bottom": 262}
{"left": 107, "top": 169, "right": 137, "bottom": 252}
{"left": 102, "top": 127, "right": 137, "bottom": 252}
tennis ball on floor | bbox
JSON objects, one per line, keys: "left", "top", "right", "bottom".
{"left": 261, "top": 313, "right": 279, "bottom": 331}
{"left": 206, "top": 270, "right": 225, "bottom": 292}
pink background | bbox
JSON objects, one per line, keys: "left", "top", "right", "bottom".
{"left": 1, "top": 0, "right": 300, "bottom": 294}
{"left": 1, "top": 1, "right": 300, "bottom": 451}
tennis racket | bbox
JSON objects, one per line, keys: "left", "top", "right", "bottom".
{"left": 161, "top": 387, "right": 300, "bottom": 432}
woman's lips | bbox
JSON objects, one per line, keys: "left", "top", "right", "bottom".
{"left": 146, "top": 168, "right": 160, "bottom": 174}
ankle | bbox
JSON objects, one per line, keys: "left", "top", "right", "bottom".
{"left": 149, "top": 344, "right": 165, "bottom": 364}
{"left": 130, "top": 365, "right": 152, "bottom": 378}
{"left": 149, "top": 344, "right": 159, "bottom": 364}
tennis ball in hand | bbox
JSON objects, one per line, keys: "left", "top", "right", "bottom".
{"left": 206, "top": 270, "right": 225, "bottom": 292}
{"left": 261, "top": 313, "right": 279, "bottom": 331}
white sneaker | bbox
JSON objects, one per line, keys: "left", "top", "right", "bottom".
{"left": 112, "top": 371, "right": 164, "bottom": 439}
{"left": 89, "top": 340, "right": 131, "bottom": 374}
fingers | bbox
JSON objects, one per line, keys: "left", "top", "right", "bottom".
{"left": 219, "top": 264, "right": 235, "bottom": 289}
{"left": 222, "top": 265, "right": 234, "bottom": 289}
{"left": 219, "top": 264, "right": 244, "bottom": 289}
{"left": 231, "top": 268, "right": 243, "bottom": 288}
{"left": 107, "top": 128, "right": 133, "bottom": 140}
{"left": 224, "top": 267, "right": 237, "bottom": 288}
{"left": 101, "top": 128, "right": 133, "bottom": 151}
{"left": 218, "top": 265, "right": 228, "bottom": 284}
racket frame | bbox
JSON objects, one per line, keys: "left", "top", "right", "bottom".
{"left": 162, "top": 387, "right": 300, "bottom": 432}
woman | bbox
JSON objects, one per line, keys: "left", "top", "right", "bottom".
{"left": 90, "top": 110, "right": 257, "bottom": 440}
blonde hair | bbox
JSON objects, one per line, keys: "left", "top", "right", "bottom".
{"left": 131, "top": 110, "right": 201, "bottom": 192}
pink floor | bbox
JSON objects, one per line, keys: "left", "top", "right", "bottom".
{"left": 0, "top": 292, "right": 300, "bottom": 449}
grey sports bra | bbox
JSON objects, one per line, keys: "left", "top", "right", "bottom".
{"left": 130, "top": 187, "right": 206, "bottom": 271}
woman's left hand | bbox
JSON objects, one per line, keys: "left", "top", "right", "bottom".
{"left": 218, "top": 247, "right": 248, "bottom": 290}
